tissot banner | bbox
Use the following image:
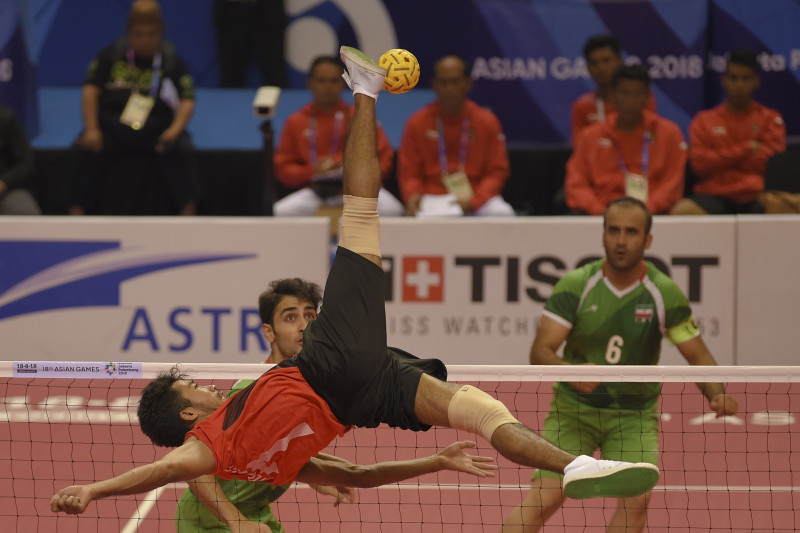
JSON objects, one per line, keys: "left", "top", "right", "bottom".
{"left": 736, "top": 216, "right": 800, "bottom": 367}
{"left": 380, "top": 217, "right": 736, "bottom": 366}
{"left": 5, "top": 217, "right": 800, "bottom": 366}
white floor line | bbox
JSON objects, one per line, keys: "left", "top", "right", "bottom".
{"left": 120, "top": 483, "right": 186, "bottom": 533}
{"left": 124, "top": 480, "right": 798, "bottom": 530}
{"left": 297, "top": 482, "right": 800, "bottom": 493}
{"left": 149, "top": 481, "right": 800, "bottom": 498}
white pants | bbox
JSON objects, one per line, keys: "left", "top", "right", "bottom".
{"left": 0, "top": 188, "right": 41, "bottom": 215}
{"left": 416, "top": 194, "right": 515, "bottom": 217}
{"left": 274, "top": 187, "right": 405, "bottom": 217}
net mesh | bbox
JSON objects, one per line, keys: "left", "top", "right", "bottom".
{"left": 1, "top": 363, "right": 798, "bottom": 532}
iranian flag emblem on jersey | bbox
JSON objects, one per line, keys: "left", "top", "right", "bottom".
{"left": 634, "top": 304, "right": 654, "bottom": 323}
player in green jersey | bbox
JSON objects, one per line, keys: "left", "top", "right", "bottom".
{"left": 502, "top": 197, "right": 739, "bottom": 533}
{"left": 176, "top": 279, "right": 353, "bottom": 532}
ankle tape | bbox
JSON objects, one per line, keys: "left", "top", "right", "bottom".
{"left": 339, "top": 195, "right": 381, "bottom": 257}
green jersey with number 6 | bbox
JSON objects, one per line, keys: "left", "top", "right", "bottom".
{"left": 544, "top": 259, "right": 699, "bottom": 410}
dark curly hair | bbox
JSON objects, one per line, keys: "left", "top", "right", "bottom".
{"left": 727, "top": 48, "right": 759, "bottom": 74}
{"left": 611, "top": 64, "right": 650, "bottom": 89}
{"left": 258, "top": 278, "right": 323, "bottom": 326}
{"left": 137, "top": 366, "right": 193, "bottom": 447}
{"left": 309, "top": 55, "right": 342, "bottom": 77}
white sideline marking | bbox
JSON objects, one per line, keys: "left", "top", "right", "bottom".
{"left": 125, "top": 481, "right": 799, "bottom": 528}
{"left": 363, "top": 483, "right": 800, "bottom": 493}
{"left": 161, "top": 481, "right": 800, "bottom": 494}
{"left": 122, "top": 483, "right": 186, "bottom": 533}
{"left": 688, "top": 412, "right": 745, "bottom": 425}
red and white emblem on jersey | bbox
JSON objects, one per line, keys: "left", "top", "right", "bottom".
{"left": 634, "top": 304, "right": 654, "bottom": 323}
{"left": 402, "top": 256, "right": 444, "bottom": 302}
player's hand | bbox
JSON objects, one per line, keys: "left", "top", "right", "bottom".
{"left": 709, "top": 393, "right": 739, "bottom": 418}
{"left": 436, "top": 440, "right": 498, "bottom": 477}
{"left": 50, "top": 485, "right": 94, "bottom": 515}
{"left": 569, "top": 362, "right": 599, "bottom": 393}
{"left": 314, "top": 157, "right": 340, "bottom": 174}
{"left": 457, "top": 197, "right": 474, "bottom": 214}
{"left": 232, "top": 522, "right": 275, "bottom": 533}
{"left": 78, "top": 128, "right": 103, "bottom": 152}
{"left": 406, "top": 194, "right": 422, "bottom": 216}
{"left": 311, "top": 484, "right": 356, "bottom": 506}
{"left": 156, "top": 127, "right": 181, "bottom": 152}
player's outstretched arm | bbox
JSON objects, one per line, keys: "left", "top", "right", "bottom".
{"left": 676, "top": 335, "right": 739, "bottom": 417}
{"left": 530, "top": 315, "right": 600, "bottom": 393}
{"left": 295, "top": 440, "right": 497, "bottom": 489}
{"left": 50, "top": 439, "right": 216, "bottom": 515}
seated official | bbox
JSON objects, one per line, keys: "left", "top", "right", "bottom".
{"left": 273, "top": 55, "right": 404, "bottom": 217}
{"left": 672, "top": 48, "right": 786, "bottom": 215}
{"left": 571, "top": 34, "right": 656, "bottom": 144}
{"left": 68, "top": 0, "right": 198, "bottom": 216}
{"left": 397, "top": 55, "right": 515, "bottom": 217}
{"left": 566, "top": 65, "right": 686, "bottom": 216}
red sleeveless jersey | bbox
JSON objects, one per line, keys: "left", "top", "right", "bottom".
{"left": 188, "top": 366, "right": 350, "bottom": 484}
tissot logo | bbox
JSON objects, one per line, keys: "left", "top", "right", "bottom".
{"left": 402, "top": 257, "right": 444, "bottom": 302}
{"left": 384, "top": 254, "right": 718, "bottom": 304}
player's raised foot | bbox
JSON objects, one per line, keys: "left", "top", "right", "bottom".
{"left": 340, "top": 46, "right": 388, "bottom": 100}
{"left": 563, "top": 455, "right": 660, "bottom": 499}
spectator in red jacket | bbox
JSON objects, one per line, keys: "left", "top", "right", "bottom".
{"left": 671, "top": 48, "right": 786, "bottom": 215}
{"left": 565, "top": 65, "right": 686, "bottom": 216}
{"left": 571, "top": 35, "right": 656, "bottom": 144}
{"left": 273, "top": 56, "right": 404, "bottom": 217}
{"left": 397, "top": 55, "right": 515, "bottom": 217}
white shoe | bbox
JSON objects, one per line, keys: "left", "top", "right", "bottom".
{"left": 563, "top": 455, "right": 660, "bottom": 499}
{"left": 339, "top": 46, "right": 387, "bottom": 100}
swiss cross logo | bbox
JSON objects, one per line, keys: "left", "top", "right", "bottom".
{"left": 402, "top": 257, "right": 444, "bottom": 302}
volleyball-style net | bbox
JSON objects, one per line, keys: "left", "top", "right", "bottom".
{"left": 2, "top": 362, "right": 798, "bottom": 533}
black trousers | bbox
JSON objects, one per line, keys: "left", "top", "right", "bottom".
{"left": 214, "top": 0, "right": 287, "bottom": 87}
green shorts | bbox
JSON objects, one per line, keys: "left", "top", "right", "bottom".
{"left": 533, "top": 388, "right": 659, "bottom": 480}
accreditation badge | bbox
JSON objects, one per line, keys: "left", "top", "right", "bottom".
{"left": 442, "top": 170, "right": 474, "bottom": 204}
{"left": 120, "top": 94, "right": 155, "bottom": 130}
{"left": 625, "top": 172, "right": 648, "bottom": 202}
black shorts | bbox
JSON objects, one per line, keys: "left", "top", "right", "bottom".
{"left": 282, "top": 247, "right": 447, "bottom": 431}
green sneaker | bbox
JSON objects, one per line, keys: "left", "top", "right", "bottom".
{"left": 563, "top": 455, "right": 660, "bottom": 499}
{"left": 340, "top": 46, "right": 387, "bottom": 99}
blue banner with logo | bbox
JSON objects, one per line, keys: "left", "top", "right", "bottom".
{"left": 0, "top": 0, "right": 38, "bottom": 136}
{"left": 30, "top": 0, "right": 800, "bottom": 143}
{"left": 468, "top": 0, "right": 708, "bottom": 144}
